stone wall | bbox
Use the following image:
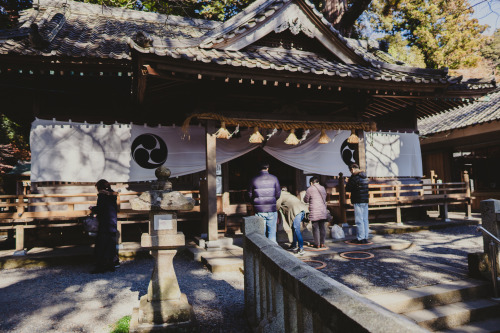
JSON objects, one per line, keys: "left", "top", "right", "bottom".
{"left": 242, "top": 216, "right": 427, "bottom": 333}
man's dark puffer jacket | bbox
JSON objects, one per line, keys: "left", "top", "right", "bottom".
{"left": 248, "top": 171, "right": 281, "bottom": 213}
{"left": 345, "top": 171, "right": 369, "bottom": 204}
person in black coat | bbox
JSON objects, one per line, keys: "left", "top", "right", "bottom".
{"left": 345, "top": 164, "right": 370, "bottom": 244}
{"left": 89, "top": 179, "right": 118, "bottom": 273}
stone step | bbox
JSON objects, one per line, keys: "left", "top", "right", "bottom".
{"left": 202, "top": 256, "right": 244, "bottom": 273}
{"left": 437, "top": 317, "right": 500, "bottom": 333}
{"left": 404, "top": 298, "right": 500, "bottom": 331}
{"left": 186, "top": 244, "right": 243, "bottom": 273}
{"left": 199, "top": 250, "right": 243, "bottom": 273}
{"left": 195, "top": 236, "right": 234, "bottom": 249}
{"left": 366, "top": 279, "right": 491, "bottom": 313}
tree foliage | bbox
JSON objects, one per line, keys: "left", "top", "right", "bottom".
{"left": 385, "top": 33, "right": 426, "bottom": 67}
{"left": 367, "top": 0, "right": 488, "bottom": 69}
{"left": 0, "top": 114, "right": 30, "bottom": 176}
{"left": 482, "top": 28, "right": 500, "bottom": 72}
{"left": 80, "top": 0, "right": 254, "bottom": 21}
{"left": 0, "top": 0, "right": 31, "bottom": 28}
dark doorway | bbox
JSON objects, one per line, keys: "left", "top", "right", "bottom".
{"left": 227, "top": 148, "right": 296, "bottom": 202}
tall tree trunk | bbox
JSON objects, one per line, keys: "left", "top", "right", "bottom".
{"left": 337, "top": 0, "right": 372, "bottom": 36}
{"left": 322, "top": 0, "right": 347, "bottom": 26}
{"left": 322, "top": 0, "right": 373, "bottom": 37}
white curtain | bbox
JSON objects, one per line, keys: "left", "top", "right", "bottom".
{"left": 263, "top": 130, "right": 351, "bottom": 176}
{"left": 365, "top": 132, "right": 423, "bottom": 177}
{"left": 30, "top": 119, "right": 258, "bottom": 182}
{"left": 30, "top": 119, "right": 423, "bottom": 182}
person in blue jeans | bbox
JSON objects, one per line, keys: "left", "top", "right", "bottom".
{"left": 277, "top": 186, "right": 309, "bottom": 255}
{"left": 248, "top": 162, "right": 281, "bottom": 242}
{"left": 345, "top": 163, "right": 370, "bottom": 244}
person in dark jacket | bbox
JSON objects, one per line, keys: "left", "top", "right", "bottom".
{"left": 89, "top": 179, "right": 118, "bottom": 273}
{"left": 248, "top": 162, "right": 281, "bottom": 242}
{"left": 345, "top": 164, "right": 370, "bottom": 244}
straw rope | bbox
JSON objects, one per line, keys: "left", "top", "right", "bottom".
{"left": 182, "top": 113, "right": 376, "bottom": 135}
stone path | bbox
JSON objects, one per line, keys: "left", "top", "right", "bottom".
{"left": 310, "top": 225, "right": 483, "bottom": 295}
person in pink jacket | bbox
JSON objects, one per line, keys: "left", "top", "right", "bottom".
{"left": 303, "top": 176, "right": 328, "bottom": 248}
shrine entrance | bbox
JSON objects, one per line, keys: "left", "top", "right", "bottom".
{"left": 226, "top": 147, "right": 298, "bottom": 204}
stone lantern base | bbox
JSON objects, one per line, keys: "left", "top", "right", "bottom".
{"left": 129, "top": 249, "right": 198, "bottom": 333}
{"left": 129, "top": 294, "right": 197, "bottom": 333}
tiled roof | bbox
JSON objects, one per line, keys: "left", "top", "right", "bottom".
{"left": 0, "top": 0, "right": 219, "bottom": 60}
{"left": 0, "top": 0, "right": 495, "bottom": 91}
{"left": 138, "top": 45, "right": 451, "bottom": 84}
{"left": 418, "top": 89, "right": 500, "bottom": 135}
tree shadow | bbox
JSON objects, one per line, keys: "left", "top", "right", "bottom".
{"left": 0, "top": 250, "right": 249, "bottom": 333}
{"left": 318, "top": 226, "right": 483, "bottom": 295}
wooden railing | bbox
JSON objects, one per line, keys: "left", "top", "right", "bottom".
{"left": 327, "top": 181, "right": 471, "bottom": 224}
{"left": 0, "top": 190, "right": 202, "bottom": 254}
{"left": 0, "top": 190, "right": 201, "bottom": 222}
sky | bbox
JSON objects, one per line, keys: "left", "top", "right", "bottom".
{"left": 470, "top": 0, "right": 500, "bottom": 34}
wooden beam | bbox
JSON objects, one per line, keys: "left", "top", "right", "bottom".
{"left": 205, "top": 120, "right": 218, "bottom": 241}
{"left": 149, "top": 58, "right": 445, "bottom": 93}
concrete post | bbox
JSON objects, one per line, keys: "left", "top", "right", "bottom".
{"left": 243, "top": 216, "right": 265, "bottom": 328}
{"left": 480, "top": 199, "right": 500, "bottom": 253}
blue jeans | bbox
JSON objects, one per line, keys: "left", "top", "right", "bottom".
{"left": 255, "top": 212, "right": 278, "bottom": 243}
{"left": 354, "top": 203, "right": 369, "bottom": 240}
{"left": 291, "top": 211, "right": 305, "bottom": 249}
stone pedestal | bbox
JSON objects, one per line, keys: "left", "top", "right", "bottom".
{"left": 130, "top": 247, "right": 197, "bottom": 332}
{"left": 129, "top": 166, "right": 197, "bottom": 332}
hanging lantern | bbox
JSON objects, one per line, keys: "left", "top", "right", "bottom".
{"left": 318, "top": 129, "right": 331, "bottom": 144}
{"left": 347, "top": 129, "right": 359, "bottom": 144}
{"left": 284, "top": 129, "right": 299, "bottom": 145}
{"left": 249, "top": 127, "right": 264, "bottom": 143}
{"left": 215, "top": 122, "right": 231, "bottom": 139}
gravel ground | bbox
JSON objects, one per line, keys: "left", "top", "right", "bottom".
{"left": 319, "top": 225, "right": 484, "bottom": 295}
{"left": 0, "top": 251, "right": 248, "bottom": 333}
{"left": 0, "top": 225, "right": 485, "bottom": 332}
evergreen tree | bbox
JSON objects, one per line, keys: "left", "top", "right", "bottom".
{"left": 482, "top": 28, "right": 500, "bottom": 73}
{"left": 367, "top": 0, "right": 488, "bottom": 69}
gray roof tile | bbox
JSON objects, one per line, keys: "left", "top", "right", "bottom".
{"left": 418, "top": 89, "right": 500, "bottom": 135}
{"left": 0, "top": 0, "right": 496, "bottom": 92}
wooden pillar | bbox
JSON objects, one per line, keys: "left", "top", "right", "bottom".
{"left": 338, "top": 172, "right": 347, "bottom": 224}
{"left": 117, "top": 221, "right": 123, "bottom": 245}
{"left": 205, "top": 120, "right": 218, "bottom": 241}
{"left": 15, "top": 225, "right": 24, "bottom": 253}
{"left": 222, "top": 163, "right": 230, "bottom": 212}
{"left": 463, "top": 171, "right": 472, "bottom": 218}
{"left": 357, "top": 130, "right": 367, "bottom": 171}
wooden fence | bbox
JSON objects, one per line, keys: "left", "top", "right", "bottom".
{"left": 0, "top": 190, "right": 201, "bottom": 253}
{"left": 327, "top": 179, "right": 472, "bottom": 224}
{"left": 0, "top": 176, "right": 472, "bottom": 253}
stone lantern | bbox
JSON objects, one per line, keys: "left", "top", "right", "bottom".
{"left": 129, "top": 166, "right": 197, "bottom": 332}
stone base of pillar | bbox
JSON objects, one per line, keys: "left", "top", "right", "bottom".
{"left": 13, "top": 250, "right": 26, "bottom": 256}
{"left": 129, "top": 294, "right": 197, "bottom": 333}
